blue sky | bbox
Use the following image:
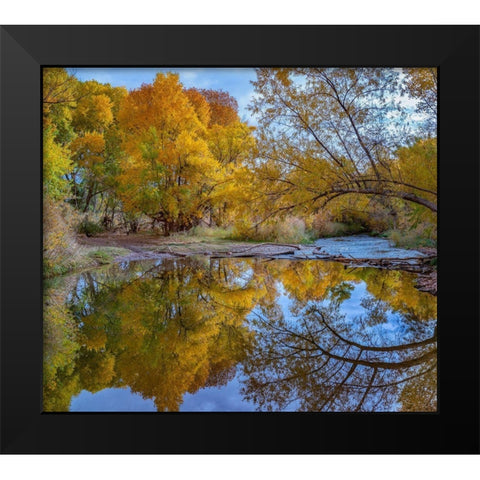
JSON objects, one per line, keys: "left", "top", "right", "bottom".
{"left": 68, "top": 67, "right": 428, "bottom": 135}
{"left": 69, "top": 67, "right": 257, "bottom": 124}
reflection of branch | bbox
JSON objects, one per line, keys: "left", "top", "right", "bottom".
{"left": 355, "top": 367, "right": 377, "bottom": 411}
{"left": 338, "top": 363, "right": 437, "bottom": 390}
{"left": 318, "top": 351, "right": 361, "bottom": 411}
{"left": 255, "top": 356, "right": 332, "bottom": 389}
{"left": 198, "top": 292, "right": 252, "bottom": 315}
{"left": 253, "top": 309, "right": 436, "bottom": 371}
{"left": 310, "top": 307, "right": 436, "bottom": 353}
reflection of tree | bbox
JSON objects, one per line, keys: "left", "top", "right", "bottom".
{"left": 43, "top": 276, "right": 82, "bottom": 412}
{"left": 246, "top": 260, "right": 437, "bottom": 411}
{"left": 242, "top": 302, "right": 436, "bottom": 412}
{"left": 253, "top": 259, "right": 437, "bottom": 322}
{"left": 43, "top": 257, "right": 437, "bottom": 412}
{"left": 44, "top": 258, "right": 262, "bottom": 411}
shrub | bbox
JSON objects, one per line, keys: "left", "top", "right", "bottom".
{"left": 77, "top": 219, "right": 104, "bottom": 237}
{"left": 311, "top": 210, "right": 365, "bottom": 238}
{"left": 233, "top": 216, "right": 313, "bottom": 244}
{"left": 386, "top": 226, "right": 437, "bottom": 249}
{"left": 270, "top": 216, "right": 310, "bottom": 243}
{"left": 43, "top": 195, "right": 82, "bottom": 277}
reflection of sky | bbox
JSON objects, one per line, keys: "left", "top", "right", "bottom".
{"left": 69, "top": 67, "right": 257, "bottom": 125}
{"left": 70, "top": 387, "right": 156, "bottom": 412}
{"left": 336, "top": 281, "right": 367, "bottom": 320}
{"left": 69, "top": 376, "right": 256, "bottom": 413}
{"left": 180, "top": 375, "right": 256, "bottom": 412}
{"left": 66, "top": 255, "right": 435, "bottom": 412}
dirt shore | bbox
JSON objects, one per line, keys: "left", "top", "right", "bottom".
{"left": 76, "top": 232, "right": 437, "bottom": 295}
{"left": 76, "top": 232, "right": 295, "bottom": 261}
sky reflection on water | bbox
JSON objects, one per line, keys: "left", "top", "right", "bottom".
{"left": 44, "top": 256, "right": 437, "bottom": 413}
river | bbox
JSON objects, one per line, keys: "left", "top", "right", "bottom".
{"left": 43, "top": 236, "right": 437, "bottom": 412}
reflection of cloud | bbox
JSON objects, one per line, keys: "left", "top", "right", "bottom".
{"left": 179, "top": 375, "right": 255, "bottom": 412}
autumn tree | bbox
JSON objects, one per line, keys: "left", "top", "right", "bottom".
{"left": 69, "top": 80, "right": 127, "bottom": 213}
{"left": 43, "top": 68, "right": 79, "bottom": 143}
{"left": 184, "top": 88, "right": 256, "bottom": 226}
{"left": 43, "top": 127, "right": 72, "bottom": 201}
{"left": 402, "top": 67, "right": 437, "bottom": 136}
{"left": 43, "top": 69, "right": 257, "bottom": 239}
{"left": 249, "top": 68, "right": 437, "bottom": 232}
{"left": 197, "top": 88, "right": 240, "bottom": 127}
{"left": 42, "top": 68, "right": 81, "bottom": 276}
{"left": 184, "top": 88, "right": 212, "bottom": 126}
{"left": 117, "top": 74, "right": 224, "bottom": 234}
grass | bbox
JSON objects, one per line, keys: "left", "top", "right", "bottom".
{"left": 188, "top": 225, "right": 234, "bottom": 240}
{"left": 44, "top": 246, "right": 131, "bottom": 278}
{"left": 384, "top": 229, "right": 437, "bottom": 250}
{"left": 87, "top": 246, "right": 130, "bottom": 265}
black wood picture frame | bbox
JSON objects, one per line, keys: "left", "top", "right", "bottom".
{"left": 1, "top": 25, "right": 479, "bottom": 454}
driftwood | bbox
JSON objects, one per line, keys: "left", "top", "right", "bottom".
{"left": 154, "top": 246, "right": 190, "bottom": 257}
{"left": 234, "top": 242, "right": 302, "bottom": 253}
{"left": 314, "top": 253, "right": 435, "bottom": 275}
{"left": 211, "top": 249, "right": 435, "bottom": 273}
{"left": 117, "top": 241, "right": 436, "bottom": 294}
{"left": 211, "top": 249, "right": 297, "bottom": 259}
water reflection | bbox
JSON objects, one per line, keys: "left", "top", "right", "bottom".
{"left": 43, "top": 257, "right": 437, "bottom": 412}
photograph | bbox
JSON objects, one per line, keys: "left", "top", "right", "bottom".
{"left": 42, "top": 66, "right": 438, "bottom": 413}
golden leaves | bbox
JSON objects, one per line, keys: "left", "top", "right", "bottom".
{"left": 114, "top": 73, "right": 255, "bottom": 231}
{"left": 70, "top": 132, "right": 106, "bottom": 168}
{"left": 73, "top": 93, "right": 114, "bottom": 132}
{"left": 43, "top": 127, "right": 72, "bottom": 200}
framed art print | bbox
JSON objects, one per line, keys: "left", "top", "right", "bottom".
{"left": 1, "top": 25, "right": 479, "bottom": 453}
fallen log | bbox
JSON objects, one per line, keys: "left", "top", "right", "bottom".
{"left": 211, "top": 249, "right": 297, "bottom": 259}
{"left": 156, "top": 247, "right": 190, "bottom": 257}
{"left": 234, "top": 242, "right": 302, "bottom": 253}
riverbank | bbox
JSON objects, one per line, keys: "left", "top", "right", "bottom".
{"left": 70, "top": 232, "right": 437, "bottom": 295}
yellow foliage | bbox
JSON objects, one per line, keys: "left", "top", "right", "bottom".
{"left": 70, "top": 132, "right": 106, "bottom": 168}
{"left": 117, "top": 74, "right": 225, "bottom": 231}
{"left": 73, "top": 90, "right": 114, "bottom": 132}
{"left": 43, "top": 127, "right": 72, "bottom": 201}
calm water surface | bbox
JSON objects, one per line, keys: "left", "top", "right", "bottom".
{"left": 44, "top": 255, "right": 437, "bottom": 412}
